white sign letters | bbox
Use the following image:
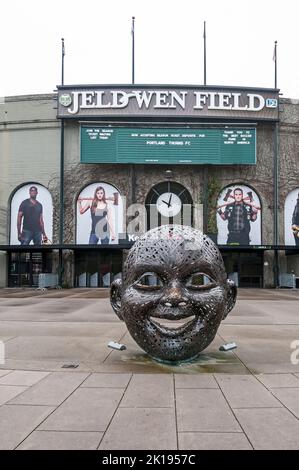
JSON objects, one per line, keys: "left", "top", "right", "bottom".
{"left": 58, "top": 87, "right": 279, "bottom": 120}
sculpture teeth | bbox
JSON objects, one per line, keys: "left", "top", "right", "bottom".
{"left": 150, "top": 316, "right": 196, "bottom": 329}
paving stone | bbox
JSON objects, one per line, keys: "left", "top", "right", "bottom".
{"left": 16, "top": 431, "right": 103, "bottom": 450}
{"left": 178, "top": 432, "right": 252, "bottom": 450}
{"left": 271, "top": 388, "right": 299, "bottom": 418}
{"left": 176, "top": 389, "right": 241, "bottom": 432}
{"left": 9, "top": 372, "right": 89, "bottom": 406}
{"left": 2, "top": 291, "right": 299, "bottom": 449}
{"left": 235, "top": 408, "right": 299, "bottom": 449}
{"left": 0, "top": 321, "right": 124, "bottom": 338}
{"left": 219, "top": 324, "right": 299, "bottom": 374}
{"left": 248, "top": 363, "right": 299, "bottom": 374}
{"left": 0, "top": 405, "right": 55, "bottom": 450}
{"left": 120, "top": 374, "right": 174, "bottom": 408}
{"left": 174, "top": 374, "right": 218, "bottom": 389}
{"left": 81, "top": 373, "right": 131, "bottom": 388}
{"left": 99, "top": 408, "right": 177, "bottom": 450}
{"left": 5, "top": 336, "right": 111, "bottom": 363}
{"left": 0, "top": 370, "right": 50, "bottom": 386}
{"left": 1, "top": 359, "right": 62, "bottom": 371}
{"left": 215, "top": 374, "right": 282, "bottom": 408}
{"left": 39, "top": 388, "right": 123, "bottom": 432}
{"left": 0, "top": 336, "right": 15, "bottom": 343}
{"left": 0, "top": 385, "right": 27, "bottom": 405}
{"left": 255, "top": 373, "right": 299, "bottom": 389}
{"left": 0, "top": 370, "right": 12, "bottom": 378}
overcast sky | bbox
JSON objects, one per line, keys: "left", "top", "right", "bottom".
{"left": 1, "top": 0, "right": 298, "bottom": 98}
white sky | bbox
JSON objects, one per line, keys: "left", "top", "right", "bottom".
{"left": 1, "top": 0, "right": 299, "bottom": 98}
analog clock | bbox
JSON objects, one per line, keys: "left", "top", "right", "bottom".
{"left": 156, "top": 192, "right": 182, "bottom": 217}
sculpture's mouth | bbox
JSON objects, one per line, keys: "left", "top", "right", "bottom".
{"left": 149, "top": 314, "right": 201, "bottom": 337}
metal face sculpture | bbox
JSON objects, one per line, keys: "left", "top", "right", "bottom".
{"left": 110, "top": 225, "right": 237, "bottom": 363}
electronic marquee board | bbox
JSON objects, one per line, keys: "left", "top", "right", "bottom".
{"left": 80, "top": 127, "right": 256, "bottom": 165}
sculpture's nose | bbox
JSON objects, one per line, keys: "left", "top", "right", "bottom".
{"left": 162, "top": 281, "right": 188, "bottom": 307}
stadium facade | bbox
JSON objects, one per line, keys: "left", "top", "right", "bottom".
{"left": 0, "top": 85, "right": 298, "bottom": 288}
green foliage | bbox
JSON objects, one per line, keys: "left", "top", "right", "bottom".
{"left": 207, "top": 178, "right": 222, "bottom": 234}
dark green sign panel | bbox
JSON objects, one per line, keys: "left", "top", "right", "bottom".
{"left": 80, "top": 127, "right": 256, "bottom": 165}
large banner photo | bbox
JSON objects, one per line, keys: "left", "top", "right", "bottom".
{"left": 76, "top": 183, "right": 123, "bottom": 245}
{"left": 10, "top": 183, "right": 53, "bottom": 245}
{"left": 216, "top": 185, "right": 262, "bottom": 245}
{"left": 284, "top": 188, "right": 299, "bottom": 246}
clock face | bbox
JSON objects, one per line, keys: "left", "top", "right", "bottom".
{"left": 156, "top": 192, "right": 182, "bottom": 217}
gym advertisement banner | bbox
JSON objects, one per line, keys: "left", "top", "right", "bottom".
{"left": 216, "top": 185, "right": 262, "bottom": 246}
{"left": 284, "top": 188, "right": 299, "bottom": 246}
{"left": 76, "top": 182, "right": 123, "bottom": 245}
{"left": 10, "top": 183, "right": 53, "bottom": 246}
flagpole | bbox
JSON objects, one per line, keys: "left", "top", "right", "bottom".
{"left": 203, "top": 21, "right": 207, "bottom": 85}
{"left": 59, "top": 37, "right": 65, "bottom": 286}
{"left": 131, "top": 17, "right": 136, "bottom": 210}
{"left": 274, "top": 40, "right": 277, "bottom": 88}
{"left": 274, "top": 41, "right": 277, "bottom": 88}
{"left": 273, "top": 39, "right": 279, "bottom": 285}
{"left": 61, "top": 38, "right": 65, "bottom": 86}
{"left": 203, "top": 21, "right": 208, "bottom": 234}
{"left": 131, "top": 17, "right": 135, "bottom": 84}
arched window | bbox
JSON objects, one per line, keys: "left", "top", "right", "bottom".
{"left": 145, "top": 181, "right": 193, "bottom": 231}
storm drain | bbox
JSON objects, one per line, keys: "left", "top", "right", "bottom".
{"left": 61, "top": 364, "right": 79, "bottom": 369}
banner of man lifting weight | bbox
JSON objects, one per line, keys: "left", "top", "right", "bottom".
{"left": 76, "top": 183, "right": 123, "bottom": 245}
{"left": 216, "top": 185, "right": 262, "bottom": 245}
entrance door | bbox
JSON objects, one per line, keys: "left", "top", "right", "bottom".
{"left": 222, "top": 251, "right": 263, "bottom": 288}
{"left": 75, "top": 250, "right": 122, "bottom": 287}
{"left": 8, "top": 252, "right": 51, "bottom": 287}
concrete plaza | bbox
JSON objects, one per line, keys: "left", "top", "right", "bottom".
{"left": 0, "top": 288, "right": 299, "bottom": 450}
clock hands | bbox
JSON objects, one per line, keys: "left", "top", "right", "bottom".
{"left": 157, "top": 193, "right": 181, "bottom": 217}
{"left": 161, "top": 194, "right": 173, "bottom": 208}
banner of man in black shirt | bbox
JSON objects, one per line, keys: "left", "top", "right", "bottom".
{"left": 216, "top": 185, "right": 261, "bottom": 245}
{"left": 11, "top": 185, "right": 52, "bottom": 246}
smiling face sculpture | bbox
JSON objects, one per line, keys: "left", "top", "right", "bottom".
{"left": 110, "top": 225, "right": 237, "bottom": 363}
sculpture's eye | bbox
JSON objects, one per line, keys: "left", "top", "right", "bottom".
{"left": 185, "top": 273, "right": 216, "bottom": 290}
{"left": 135, "top": 272, "right": 164, "bottom": 290}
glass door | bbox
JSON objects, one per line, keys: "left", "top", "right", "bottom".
{"left": 8, "top": 252, "right": 51, "bottom": 287}
{"left": 75, "top": 250, "right": 122, "bottom": 287}
{"left": 222, "top": 251, "right": 263, "bottom": 288}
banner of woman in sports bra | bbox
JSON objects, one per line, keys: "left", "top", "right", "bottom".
{"left": 216, "top": 184, "right": 262, "bottom": 246}
{"left": 284, "top": 188, "right": 299, "bottom": 246}
{"left": 76, "top": 182, "right": 123, "bottom": 245}
{"left": 10, "top": 183, "right": 53, "bottom": 245}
